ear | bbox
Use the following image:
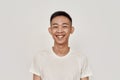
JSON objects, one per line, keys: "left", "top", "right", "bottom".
{"left": 70, "top": 26, "right": 74, "bottom": 34}
{"left": 48, "top": 27, "right": 52, "bottom": 35}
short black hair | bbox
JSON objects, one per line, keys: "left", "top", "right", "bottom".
{"left": 50, "top": 11, "right": 72, "bottom": 24}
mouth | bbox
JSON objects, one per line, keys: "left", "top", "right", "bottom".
{"left": 56, "top": 35, "right": 65, "bottom": 40}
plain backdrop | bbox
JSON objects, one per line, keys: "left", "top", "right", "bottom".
{"left": 0, "top": 0, "right": 120, "bottom": 80}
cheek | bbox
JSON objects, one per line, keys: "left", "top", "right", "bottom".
{"left": 51, "top": 29, "right": 56, "bottom": 34}
{"left": 64, "top": 29, "right": 71, "bottom": 34}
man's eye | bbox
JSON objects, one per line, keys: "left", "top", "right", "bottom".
{"left": 63, "top": 26, "right": 67, "bottom": 28}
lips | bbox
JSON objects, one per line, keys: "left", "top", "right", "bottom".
{"left": 56, "top": 35, "right": 65, "bottom": 40}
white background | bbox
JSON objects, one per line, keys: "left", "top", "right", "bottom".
{"left": 0, "top": 0, "right": 120, "bottom": 80}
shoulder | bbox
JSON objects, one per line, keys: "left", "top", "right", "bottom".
{"left": 71, "top": 50, "right": 87, "bottom": 59}
{"left": 71, "top": 50, "right": 89, "bottom": 67}
{"left": 71, "top": 50, "right": 88, "bottom": 63}
{"left": 33, "top": 49, "right": 51, "bottom": 60}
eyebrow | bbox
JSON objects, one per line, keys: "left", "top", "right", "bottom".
{"left": 52, "top": 23, "right": 58, "bottom": 25}
{"left": 62, "top": 23, "right": 69, "bottom": 25}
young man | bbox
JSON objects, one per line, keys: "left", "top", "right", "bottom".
{"left": 30, "top": 11, "right": 92, "bottom": 80}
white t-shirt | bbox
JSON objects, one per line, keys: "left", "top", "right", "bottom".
{"left": 30, "top": 49, "right": 92, "bottom": 80}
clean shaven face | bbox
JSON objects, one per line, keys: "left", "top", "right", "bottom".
{"left": 49, "top": 16, "right": 74, "bottom": 45}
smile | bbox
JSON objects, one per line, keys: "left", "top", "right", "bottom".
{"left": 56, "top": 35, "right": 65, "bottom": 39}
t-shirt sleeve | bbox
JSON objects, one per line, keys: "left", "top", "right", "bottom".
{"left": 29, "top": 54, "right": 42, "bottom": 76}
{"left": 80, "top": 56, "right": 93, "bottom": 78}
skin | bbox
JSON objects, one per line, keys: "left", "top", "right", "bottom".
{"left": 49, "top": 16, "right": 74, "bottom": 56}
{"left": 33, "top": 74, "right": 41, "bottom": 80}
{"left": 33, "top": 16, "right": 89, "bottom": 80}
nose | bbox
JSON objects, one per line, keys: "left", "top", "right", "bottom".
{"left": 57, "top": 27, "right": 63, "bottom": 32}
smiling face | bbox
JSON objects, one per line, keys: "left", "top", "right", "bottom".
{"left": 49, "top": 16, "right": 74, "bottom": 45}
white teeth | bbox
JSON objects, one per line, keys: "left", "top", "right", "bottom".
{"left": 57, "top": 36, "right": 64, "bottom": 39}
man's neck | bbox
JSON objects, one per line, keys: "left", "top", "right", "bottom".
{"left": 52, "top": 43, "right": 70, "bottom": 57}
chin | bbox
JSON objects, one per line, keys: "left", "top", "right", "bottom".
{"left": 55, "top": 40, "right": 67, "bottom": 45}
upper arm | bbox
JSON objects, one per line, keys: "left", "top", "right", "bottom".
{"left": 80, "top": 77, "right": 89, "bottom": 80}
{"left": 80, "top": 56, "right": 92, "bottom": 79}
{"left": 33, "top": 74, "right": 42, "bottom": 80}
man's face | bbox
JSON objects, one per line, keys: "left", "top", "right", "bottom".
{"left": 49, "top": 16, "right": 74, "bottom": 45}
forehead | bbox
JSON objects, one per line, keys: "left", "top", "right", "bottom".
{"left": 51, "top": 16, "right": 71, "bottom": 24}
